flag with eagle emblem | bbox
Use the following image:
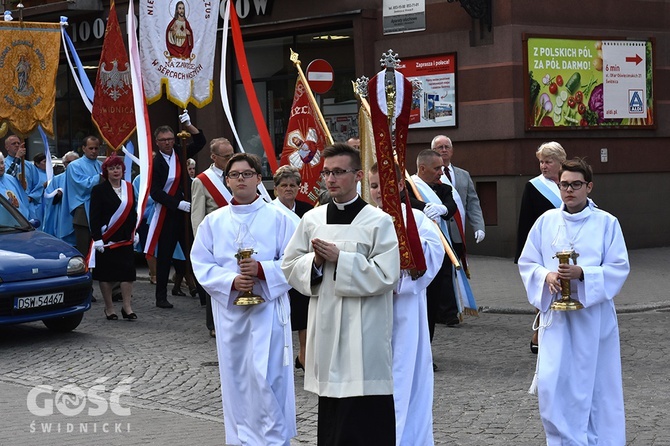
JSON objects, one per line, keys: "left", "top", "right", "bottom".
{"left": 92, "top": 1, "right": 135, "bottom": 150}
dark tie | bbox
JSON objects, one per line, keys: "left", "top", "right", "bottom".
{"left": 6, "top": 157, "right": 19, "bottom": 177}
{"left": 445, "top": 167, "right": 452, "bottom": 184}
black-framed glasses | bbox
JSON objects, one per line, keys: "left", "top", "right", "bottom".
{"left": 320, "top": 169, "right": 358, "bottom": 178}
{"left": 227, "top": 170, "right": 258, "bottom": 179}
{"left": 559, "top": 181, "right": 588, "bottom": 191}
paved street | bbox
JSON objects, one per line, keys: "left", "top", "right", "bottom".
{"left": 1, "top": 249, "right": 669, "bottom": 445}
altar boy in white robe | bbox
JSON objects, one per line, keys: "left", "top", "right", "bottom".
{"left": 518, "top": 158, "right": 629, "bottom": 446}
{"left": 190, "top": 153, "right": 297, "bottom": 446}
{"left": 369, "top": 162, "right": 442, "bottom": 446}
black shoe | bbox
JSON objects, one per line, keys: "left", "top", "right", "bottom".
{"left": 295, "top": 356, "right": 304, "bottom": 371}
{"left": 112, "top": 293, "right": 122, "bottom": 302}
{"left": 121, "top": 308, "right": 137, "bottom": 320}
{"left": 104, "top": 309, "right": 118, "bottom": 320}
{"left": 190, "top": 288, "right": 198, "bottom": 297}
{"left": 530, "top": 341, "right": 538, "bottom": 354}
{"left": 446, "top": 317, "right": 460, "bottom": 327}
{"left": 433, "top": 362, "right": 438, "bottom": 372}
{"left": 156, "top": 300, "right": 174, "bottom": 309}
{"left": 209, "top": 329, "right": 216, "bottom": 338}
{"left": 172, "top": 288, "right": 186, "bottom": 297}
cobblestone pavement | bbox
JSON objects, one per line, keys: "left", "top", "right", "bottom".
{"left": 1, "top": 279, "right": 669, "bottom": 445}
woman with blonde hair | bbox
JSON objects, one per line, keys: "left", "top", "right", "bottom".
{"left": 515, "top": 141, "right": 566, "bottom": 353}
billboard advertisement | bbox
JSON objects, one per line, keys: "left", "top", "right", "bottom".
{"left": 398, "top": 53, "right": 457, "bottom": 129}
{"left": 525, "top": 35, "right": 654, "bottom": 130}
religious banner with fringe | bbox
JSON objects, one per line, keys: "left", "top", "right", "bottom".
{"left": 368, "top": 67, "right": 426, "bottom": 274}
{"left": 279, "top": 77, "right": 327, "bottom": 205}
{"left": 92, "top": 1, "right": 135, "bottom": 151}
{"left": 140, "top": 0, "right": 221, "bottom": 108}
{"left": 0, "top": 21, "right": 60, "bottom": 136}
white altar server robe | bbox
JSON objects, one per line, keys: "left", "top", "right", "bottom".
{"left": 518, "top": 199, "right": 629, "bottom": 446}
{"left": 190, "top": 198, "right": 297, "bottom": 446}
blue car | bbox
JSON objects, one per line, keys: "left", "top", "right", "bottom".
{"left": 0, "top": 194, "right": 92, "bottom": 332}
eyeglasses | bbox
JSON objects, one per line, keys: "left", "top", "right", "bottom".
{"left": 320, "top": 169, "right": 358, "bottom": 178}
{"left": 227, "top": 170, "right": 258, "bottom": 179}
{"left": 214, "top": 153, "right": 233, "bottom": 159}
{"left": 433, "top": 145, "right": 452, "bottom": 150}
{"left": 559, "top": 181, "right": 588, "bottom": 191}
{"left": 157, "top": 137, "right": 175, "bottom": 143}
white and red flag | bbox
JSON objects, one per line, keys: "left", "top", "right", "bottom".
{"left": 91, "top": 1, "right": 135, "bottom": 150}
{"left": 279, "top": 78, "right": 327, "bottom": 205}
{"left": 139, "top": 0, "right": 220, "bottom": 108}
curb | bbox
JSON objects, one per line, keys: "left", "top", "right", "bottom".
{"left": 480, "top": 302, "right": 670, "bottom": 315}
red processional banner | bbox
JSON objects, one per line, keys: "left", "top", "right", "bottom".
{"left": 279, "top": 77, "right": 327, "bottom": 205}
{"left": 92, "top": 1, "right": 136, "bottom": 151}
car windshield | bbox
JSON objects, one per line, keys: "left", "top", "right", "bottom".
{"left": 0, "top": 195, "right": 32, "bottom": 232}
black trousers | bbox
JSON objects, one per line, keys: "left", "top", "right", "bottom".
{"left": 155, "top": 211, "right": 187, "bottom": 303}
{"left": 317, "top": 395, "right": 395, "bottom": 446}
{"left": 426, "top": 253, "right": 458, "bottom": 341}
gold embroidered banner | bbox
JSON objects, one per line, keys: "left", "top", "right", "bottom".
{"left": 0, "top": 22, "right": 61, "bottom": 137}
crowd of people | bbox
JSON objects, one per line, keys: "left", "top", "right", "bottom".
{"left": 1, "top": 124, "right": 629, "bottom": 445}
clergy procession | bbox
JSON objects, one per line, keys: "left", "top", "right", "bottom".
{"left": 0, "top": 2, "right": 633, "bottom": 446}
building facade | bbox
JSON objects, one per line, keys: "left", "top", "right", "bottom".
{"left": 19, "top": 0, "right": 670, "bottom": 256}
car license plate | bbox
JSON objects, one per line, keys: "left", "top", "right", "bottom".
{"left": 15, "top": 293, "right": 65, "bottom": 310}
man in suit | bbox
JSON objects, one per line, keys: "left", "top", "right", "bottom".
{"left": 408, "top": 149, "right": 459, "bottom": 336}
{"left": 191, "top": 137, "right": 234, "bottom": 334}
{"left": 431, "top": 135, "right": 485, "bottom": 260}
{"left": 146, "top": 110, "right": 206, "bottom": 309}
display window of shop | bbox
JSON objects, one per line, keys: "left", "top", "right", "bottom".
{"left": 232, "top": 28, "right": 355, "bottom": 173}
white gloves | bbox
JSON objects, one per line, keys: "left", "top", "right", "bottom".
{"left": 177, "top": 200, "right": 191, "bottom": 212}
{"left": 179, "top": 109, "right": 191, "bottom": 126}
{"left": 133, "top": 233, "right": 140, "bottom": 247}
{"left": 93, "top": 240, "right": 105, "bottom": 253}
{"left": 475, "top": 230, "right": 486, "bottom": 243}
{"left": 423, "top": 203, "right": 447, "bottom": 220}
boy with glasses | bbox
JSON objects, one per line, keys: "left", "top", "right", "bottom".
{"left": 191, "top": 152, "right": 298, "bottom": 445}
{"left": 518, "top": 158, "right": 630, "bottom": 445}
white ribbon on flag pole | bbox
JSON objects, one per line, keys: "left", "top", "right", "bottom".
{"left": 127, "top": 0, "right": 152, "bottom": 230}
{"left": 219, "top": 1, "right": 272, "bottom": 202}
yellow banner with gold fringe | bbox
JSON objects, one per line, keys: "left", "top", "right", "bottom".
{"left": 0, "top": 21, "right": 61, "bottom": 137}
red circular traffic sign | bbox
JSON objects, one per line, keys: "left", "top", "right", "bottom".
{"left": 306, "top": 59, "right": 334, "bottom": 94}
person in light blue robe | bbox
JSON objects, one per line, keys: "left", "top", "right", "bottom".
{"left": 0, "top": 153, "right": 32, "bottom": 220}
{"left": 65, "top": 136, "right": 102, "bottom": 256}
{"left": 42, "top": 151, "right": 79, "bottom": 245}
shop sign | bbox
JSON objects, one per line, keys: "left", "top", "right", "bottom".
{"left": 219, "top": 0, "right": 271, "bottom": 19}
{"left": 382, "top": 0, "right": 425, "bottom": 35}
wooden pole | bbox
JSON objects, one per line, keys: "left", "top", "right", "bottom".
{"left": 289, "top": 49, "right": 334, "bottom": 145}
{"left": 353, "top": 84, "right": 461, "bottom": 269}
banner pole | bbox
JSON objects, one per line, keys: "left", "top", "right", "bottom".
{"left": 289, "top": 49, "right": 334, "bottom": 146}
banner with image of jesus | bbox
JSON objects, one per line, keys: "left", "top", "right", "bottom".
{"left": 140, "top": 0, "right": 220, "bottom": 108}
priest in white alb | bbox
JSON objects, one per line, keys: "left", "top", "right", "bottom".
{"left": 282, "top": 144, "right": 400, "bottom": 445}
